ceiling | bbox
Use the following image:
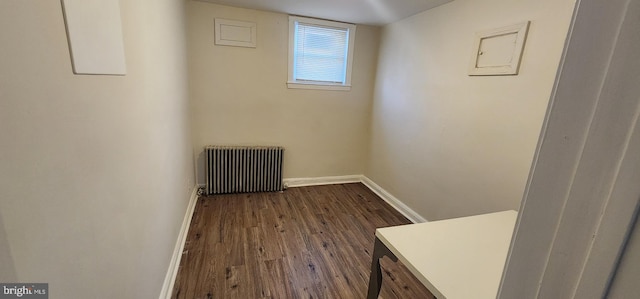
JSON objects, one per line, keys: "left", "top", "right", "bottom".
{"left": 196, "top": 0, "right": 453, "bottom": 26}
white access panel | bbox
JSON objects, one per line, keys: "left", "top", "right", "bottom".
{"left": 61, "top": 0, "right": 127, "bottom": 75}
{"left": 215, "top": 19, "right": 257, "bottom": 48}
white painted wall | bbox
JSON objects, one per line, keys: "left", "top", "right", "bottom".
{"left": 0, "top": 0, "right": 194, "bottom": 297}
{"left": 367, "top": 0, "right": 575, "bottom": 220}
{"left": 187, "top": 2, "right": 380, "bottom": 184}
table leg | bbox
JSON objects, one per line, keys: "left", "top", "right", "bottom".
{"left": 366, "top": 237, "right": 398, "bottom": 299}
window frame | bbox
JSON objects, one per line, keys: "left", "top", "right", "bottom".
{"left": 287, "top": 16, "right": 356, "bottom": 91}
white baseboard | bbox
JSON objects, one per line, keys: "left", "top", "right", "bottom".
{"left": 284, "top": 175, "right": 362, "bottom": 188}
{"left": 158, "top": 185, "right": 199, "bottom": 299}
{"left": 283, "top": 174, "right": 427, "bottom": 223}
{"left": 360, "top": 176, "right": 427, "bottom": 223}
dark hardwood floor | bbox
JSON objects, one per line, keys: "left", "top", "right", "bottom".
{"left": 172, "top": 183, "right": 435, "bottom": 299}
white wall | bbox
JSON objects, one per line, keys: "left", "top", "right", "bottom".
{"left": 367, "top": 0, "right": 575, "bottom": 220}
{"left": 187, "top": 2, "right": 380, "bottom": 184}
{"left": 0, "top": 0, "right": 194, "bottom": 297}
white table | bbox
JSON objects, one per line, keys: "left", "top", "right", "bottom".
{"left": 366, "top": 210, "right": 517, "bottom": 299}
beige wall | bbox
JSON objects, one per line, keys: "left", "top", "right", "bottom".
{"left": 0, "top": 0, "right": 194, "bottom": 297}
{"left": 187, "top": 2, "right": 380, "bottom": 184}
{"left": 367, "top": 0, "right": 575, "bottom": 220}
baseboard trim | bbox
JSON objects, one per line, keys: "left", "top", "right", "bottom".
{"left": 284, "top": 174, "right": 427, "bottom": 223}
{"left": 284, "top": 175, "right": 362, "bottom": 188}
{"left": 360, "top": 176, "right": 427, "bottom": 223}
{"left": 158, "top": 185, "right": 199, "bottom": 299}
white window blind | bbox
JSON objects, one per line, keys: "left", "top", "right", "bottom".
{"left": 293, "top": 23, "right": 349, "bottom": 84}
{"left": 288, "top": 16, "right": 356, "bottom": 90}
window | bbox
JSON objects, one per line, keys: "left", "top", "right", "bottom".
{"left": 288, "top": 16, "right": 356, "bottom": 91}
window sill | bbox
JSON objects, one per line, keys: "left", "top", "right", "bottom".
{"left": 287, "top": 81, "right": 351, "bottom": 91}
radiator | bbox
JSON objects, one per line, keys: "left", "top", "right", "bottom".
{"left": 205, "top": 146, "right": 284, "bottom": 195}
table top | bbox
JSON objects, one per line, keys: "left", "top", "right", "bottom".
{"left": 376, "top": 210, "right": 517, "bottom": 299}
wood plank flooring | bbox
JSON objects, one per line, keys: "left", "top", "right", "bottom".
{"left": 172, "top": 183, "right": 435, "bottom": 299}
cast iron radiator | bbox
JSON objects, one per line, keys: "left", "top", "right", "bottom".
{"left": 205, "top": 146, "right": 284, "bottom": 195}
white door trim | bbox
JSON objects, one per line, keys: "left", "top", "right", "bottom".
{"left": 498, "top": 0, "right": 640, "bottom": 298}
